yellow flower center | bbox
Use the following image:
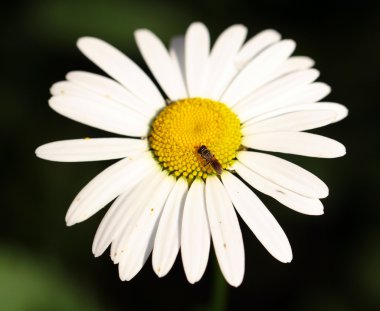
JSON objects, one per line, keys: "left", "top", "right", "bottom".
{"left": 149, "top": 98, "right": 242, "bottom": 180}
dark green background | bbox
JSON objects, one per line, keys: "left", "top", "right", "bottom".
{"left": 1, "top": 0, "right": 379, "bottom": 310}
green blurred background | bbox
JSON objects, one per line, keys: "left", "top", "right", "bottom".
{"left": 1, "top": 0, "right": 379, "bottom": 310}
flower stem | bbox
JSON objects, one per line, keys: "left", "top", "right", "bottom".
{"left": 210, "top": 255, "right": 228, "bottom": 311}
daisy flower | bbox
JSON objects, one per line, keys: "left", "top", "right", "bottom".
{"left": 36, "top": 22, "right": 347, "bottom": 287}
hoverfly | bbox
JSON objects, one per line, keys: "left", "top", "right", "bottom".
{"left": 197, "top": 145, "right": 223, "bottom": 175}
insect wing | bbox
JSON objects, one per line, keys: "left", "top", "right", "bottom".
{"left": 211, "top": 157, "right": 223, "bottom": 175}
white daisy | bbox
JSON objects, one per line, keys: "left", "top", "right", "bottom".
{"left": 36, "top": 22, "right": 347, "bottom": 287}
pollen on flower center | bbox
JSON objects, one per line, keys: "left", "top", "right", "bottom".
{"left": 149, "top": 97, "right": 242, "bottom": 180}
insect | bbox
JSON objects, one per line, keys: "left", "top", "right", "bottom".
{"left": 197, "top": 145, "right": 223, "bottom": 175}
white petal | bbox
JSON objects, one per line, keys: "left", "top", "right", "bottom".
{"left": 169, "top": 36, "right": 186, "bottom": 95}
{"left": 319, "top": 102, "right": 349, "bottom": 122}
{"left": 244, "top": 102, "right": 348, "bottom": 128}
{"left": 202, "top": 24, "right": 247, "bottom": 99}
{"left": 221, "top": 171, "right": 293, "bottom": 262}
{"left": 238, "top": 82, "right": 331, "bottom": 121}
{"left": 233, "top": 162, "right": 324, "bottom": 215}
{"left": 117, "top": 173, "right": 176, "bottom": 281}
{"left": 235, "top": 68, "right": 319, "bottom": 109}
{"left": 181, "top": 178, "right": 210, "bottom": 284}
{"left": 110, "top": 171, "right": 168, "bottom": 263}
{"left": 65, "top": 153, "right": 155, "bottom": 226}
{"left": 77, "top": 37, "right": 164, "bottom": 109}
{"left": 36, "top": 138, "right": 147, "bottom": 162}
{"left": 221, "top": 40, "right": 296, "bottom": 106}
{"left": 65, "top": 71, "right": 156, "bottom": 118}
{"left": 243, "top": 132, "right": 346, "bottom": 158}
{"left": 242, "top": 110, "right": 337, "bottom": 135}
{"left": 92, "top": 169, "right": 162, "bottom": 257}
{"left": 235, "top": 29, "right": 281, "bottom": 70}
{"left": 50, "top": 81, "right": 151, "bottom": 123}
{"left": 135, "top": 29, "right": 187, "bottom": 100}
{"left": 92, "top": 189, "right": 133, "bottom": 256}
{"left": 50, "top": 80, "right": 85, "bottom": 97}
{"left": 205, "top": 176, "right": 244, "bottom": 287}
{"left": 287, "top": 82, "right": 331, "bottom": 105}
{"left": 152, "top": 178, "right": 188, "bottom": 277}
{"left": 267, "top": 56, "right": 315, "bottom": 80}
{"left": 237, "top": 151, "right": 328, "bottom": 198}
{"left": 318, "top": 103, "right": 348, "bottom": 123}
{"left": 49, "top": 95, "right": 148, "bottom": 137}
{"left": 233, "top": 69, "right": 320, "bottom": 122}
{"left": 239, "top": 82, "right": 331, "bottom": 123}
{"left": 185, "top": 22, "right": 210, "bottom": 97}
